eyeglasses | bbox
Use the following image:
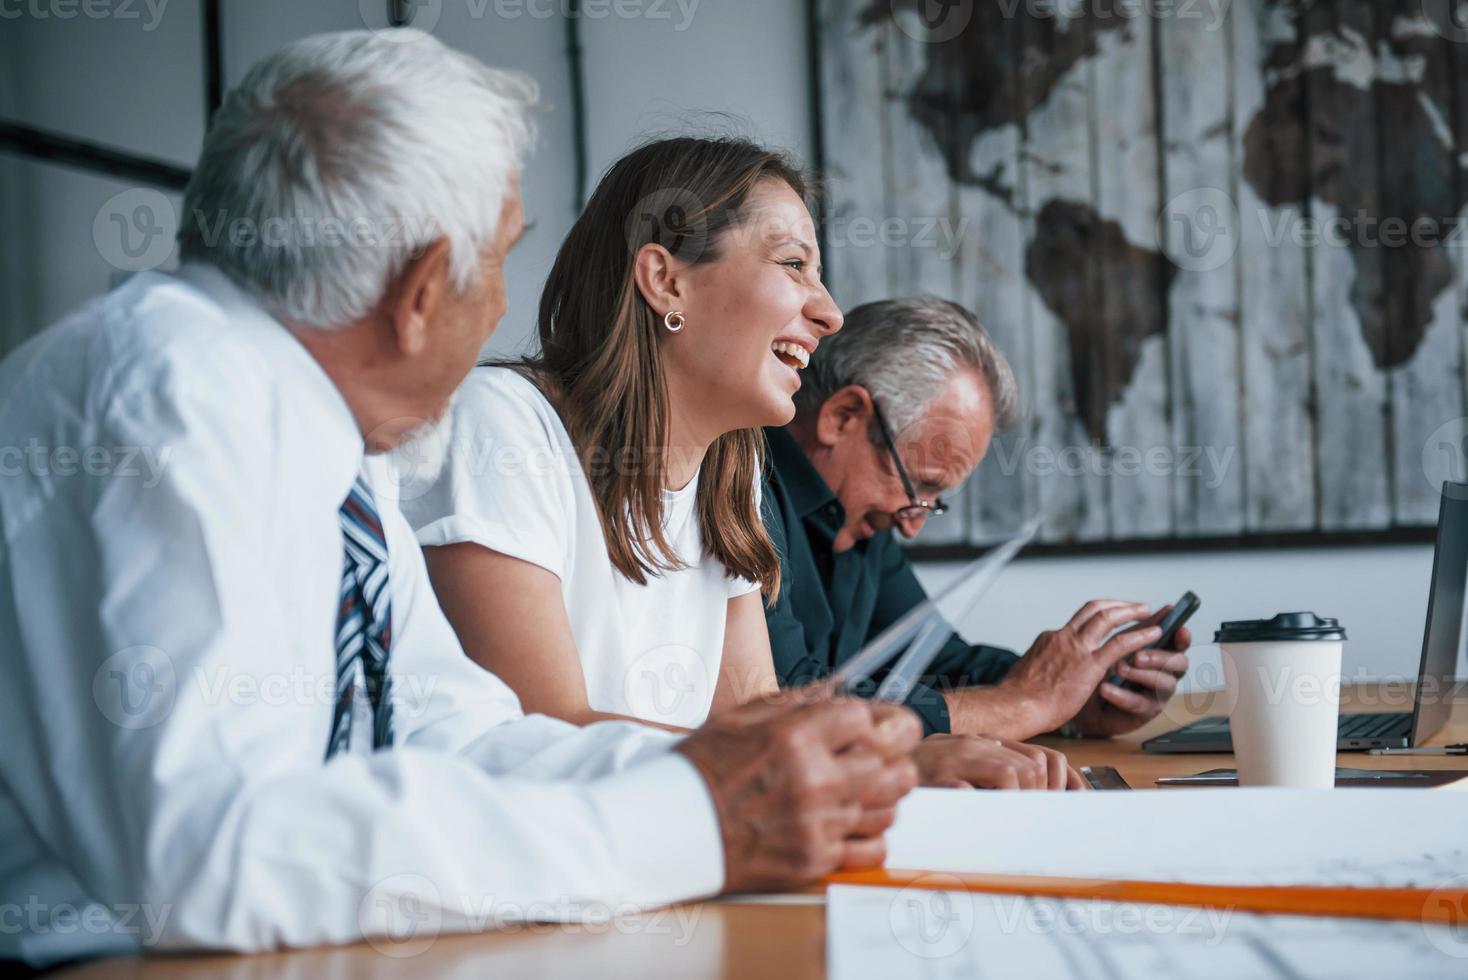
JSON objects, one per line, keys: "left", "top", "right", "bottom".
{"left": 871, "top": 404, "right": 949, "bottom": 523}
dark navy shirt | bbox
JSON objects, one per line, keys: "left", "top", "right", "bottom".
{"left": 760, "top": 427, "right": 1018, "bottom": 735}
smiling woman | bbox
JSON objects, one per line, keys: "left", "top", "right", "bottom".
{"left": 399, "top": 137, "right": 844, "bottom": 731}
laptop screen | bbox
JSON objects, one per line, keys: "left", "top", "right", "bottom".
{"left": 1410, "top": 483, "right": 1468, "bottom": 743}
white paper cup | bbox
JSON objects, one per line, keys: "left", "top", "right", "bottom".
{"left": 1216, "top": 613, "right": 1345, "bottom": 788}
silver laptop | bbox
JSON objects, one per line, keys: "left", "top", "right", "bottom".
{"left": 1143, "top": 483, "right": 1467, "bottom": 754}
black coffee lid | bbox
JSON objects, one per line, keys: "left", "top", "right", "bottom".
{"left": 1214, "top": 612, "right": 1346, "bottom": 644}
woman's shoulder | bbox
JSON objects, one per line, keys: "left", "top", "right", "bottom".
{"left": 457, "top": 363, "right": 554, "bottom": 412}
{"left": 402, "top": 364, "right": 582, "bottom": 562}
{"left": 451, "top": 364, "right": 568, "bottom": 445}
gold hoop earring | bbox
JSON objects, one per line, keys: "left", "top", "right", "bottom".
{"left": 663, "top": 310, "right": 686, "bottom": 333}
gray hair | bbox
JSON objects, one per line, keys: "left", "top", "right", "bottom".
{"left": 793, "top": 296, "right": 1020, "bottom": 439}
{"left": 178, "top": 30, "right": 537, "bottom": 327}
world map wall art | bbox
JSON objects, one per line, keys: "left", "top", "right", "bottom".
{"left": 815, "top": 0, "right": 1468, "bottom": 550}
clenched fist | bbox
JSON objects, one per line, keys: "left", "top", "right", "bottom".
{"left": 677, "top": 687, "right": 921, "bottom": 894}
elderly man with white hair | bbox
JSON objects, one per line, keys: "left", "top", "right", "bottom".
{"left": 0, "top": 31, "right": 918, "bottom": 972}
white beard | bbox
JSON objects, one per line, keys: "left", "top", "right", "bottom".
{"left": 382, "top": 400, "right": 456, "bottom": 506}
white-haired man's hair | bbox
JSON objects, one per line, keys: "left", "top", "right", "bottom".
{"left": 178, "top": 30, "right": 537, "bottom": 327}
{"left": 793, "top": 296, "right": 1021, "bottom": 439}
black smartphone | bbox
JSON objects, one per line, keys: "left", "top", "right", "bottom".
{"left": 1109, "top": 591, "right": 1201, "bottom": 692}
{"left": 1151, "top": 591, "right": 1201, "bottom": 651}
{"left": 1080, "top": 765, "right": 1132, "bottom": 790}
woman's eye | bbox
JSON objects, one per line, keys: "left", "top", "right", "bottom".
{"left": 781, "top": 259, "right": 806, "bottom": 271}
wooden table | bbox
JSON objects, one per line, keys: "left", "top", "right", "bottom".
{"left": 1035, "top": 679, "right": 1468, "bottom": 786}
{"left": 57, "top": 683, "right": 1468, "bottom": 979}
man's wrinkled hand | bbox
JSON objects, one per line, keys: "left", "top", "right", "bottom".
{"left": 1069, "top": 605, "right": 1192, "bottom": 737}
{"left": 994, "top": 600, "right": 1161, "bottom": 736}
{"left": 678, "top": 686, "right": 922, "bottom": 893}
{"left": 913, "top": 733, "right": 1087, "bottom": 790}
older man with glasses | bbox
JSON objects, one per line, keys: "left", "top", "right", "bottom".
{"left": 761, "top": 297, "right": 1193, "bottom": 781}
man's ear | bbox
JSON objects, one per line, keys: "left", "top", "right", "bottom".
{"left": 631, "top": 241, "right": 685, "bottom": 318}
{"left": 815, "top": 385, "right": 875, "bottom": 447}
{"left": 387, "top": 236, "right": 454, "bottom": 358}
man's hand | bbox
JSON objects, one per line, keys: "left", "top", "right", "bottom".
{"left": 913, "top": 734, "right": 1087, "bottom": 790}
{"left": 677, "top": 686, "right": 922, "bottom": 894}
{"left": 1068, "top": 606, "right": 1192, "bottom": 737}
{"left": 985, "top": 600, "right": 1161, "bottom": 737}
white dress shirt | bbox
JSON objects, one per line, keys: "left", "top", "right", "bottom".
{"left": 0, "top": 264, "right": 723, "bottom": 968}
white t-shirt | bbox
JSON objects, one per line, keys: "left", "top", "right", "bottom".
{"left": 402, "top": 366, "right": 759, "bottom": 727}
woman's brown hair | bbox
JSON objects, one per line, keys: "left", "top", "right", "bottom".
{"left": 492, "top": 136, "right": 809, "bottom": 597}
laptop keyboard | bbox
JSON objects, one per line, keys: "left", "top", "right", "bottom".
{"left": 1338, "top": 712, "right": 1412, "bottom": 739}
{"left": 1177, "top": 712, "right": 1411, "bottom": 739}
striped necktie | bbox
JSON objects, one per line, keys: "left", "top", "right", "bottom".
{"left": 325, "top": 475, "right": 395, "bottom": 759}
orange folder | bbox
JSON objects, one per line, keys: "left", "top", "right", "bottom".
{"left": 824, "top": 867, "right": 1468, "bottom": 926}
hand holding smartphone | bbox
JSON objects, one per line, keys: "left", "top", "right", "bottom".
{"left": 1108, "top": 591, "right": 1200, "bottom": 693}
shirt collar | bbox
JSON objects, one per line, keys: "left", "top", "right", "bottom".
{"left": 176, "top": 261, "right": 365, "bottom": 502}
{"left": 765, "top": 426, "right": 842, "bottom": 522}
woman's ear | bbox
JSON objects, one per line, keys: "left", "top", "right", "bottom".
{"left": 815, "top": 384, "right": 874, "bottom": 448}
{"left": 631, "top": 242, "right": 685, "bottom": 318}
{"left": 387, "top": 237, "right": 454, "bottom": 358}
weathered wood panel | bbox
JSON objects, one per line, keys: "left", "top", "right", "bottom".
{"left": 963, "top": 8, "right": 1033, "bottom": 545}
{"left": 0, "top": 155, "right": 26, "bottom": 358}
{"left": 1455, "top": 8, "right": 1468, "bottom": 489}
{"left": 1160, "top": 5, "right": 1244, "bottom": 536}
{"left": 1093, "top": 16, "right": 1172, "bottom": 539}
{"left": 818, "top": 0, "right": 891, "bottom": 309}
{"left": 1383, "top": 10, "right": 1465, "bottom": 521}
{"left": 1019, "top": 10, "right": 1110, "bottom": 544}
{"left": 883, "top": 16, "right": 969, "bottom": 544}
{"left": 1304, "top": 0, "right": 1391, "bottom": 531}
{"left": 1234, "top": 0, "right": 1316, "bottom": 531}
{"left": 819, "top": 0, "right": 1468, "bottom": 548}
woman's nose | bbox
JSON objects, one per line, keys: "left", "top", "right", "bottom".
{"left": 806, "top": 284, "right": 844, "bottom": 336}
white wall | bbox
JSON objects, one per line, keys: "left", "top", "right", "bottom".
{"left": 577, "top": 0, "right": 813, "bottom": 186}
{"left": 0, "top": 2, "right": 201, "bottom": 346}
{"left": 913, "top": 543, "right": 1456, "bottom": 692}
{"left": 0, "top": 0, "right": 579, "bottom": 359}
{"left": 2, "top": 0, "right": 205, "bottom": 166}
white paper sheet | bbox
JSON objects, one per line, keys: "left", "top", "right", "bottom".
{"left": 827, "top": 886, "right": 1468, "bottom": 980}
{"left": 885, "top": 788, "right": 1468, "bottom": 888}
